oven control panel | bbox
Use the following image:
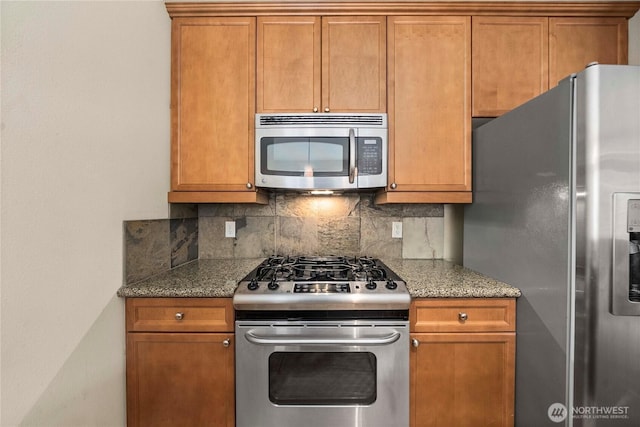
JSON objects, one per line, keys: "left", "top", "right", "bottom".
{"left": 294, "top": 283, "right": 351, "bottom": 293}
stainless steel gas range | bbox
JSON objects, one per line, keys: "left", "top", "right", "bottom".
{"left": 233, "top": 255, "right": 410, "bottom": 427}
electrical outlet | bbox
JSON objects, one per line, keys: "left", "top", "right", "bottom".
{"left": 225, "top": 221, "right": 236, "bottom": 238}
{"left": 392, "top": 221, "right": 403, "bottom": 238}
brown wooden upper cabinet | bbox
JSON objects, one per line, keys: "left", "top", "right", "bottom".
{"left": 549, "top": 17, "right": 628, "bottom": 87}
{"left": 169, "top": 17, "right": 267, "bottom": 204}
{"left": 256, "top": 16, "right": 386, "bottom": 113}
{"left": 472, "top": 17, "right": 549, "bottom": 117}
{"left": 376, "top": 16, "right": 472, "bottom": 204}
{"left": 473, "top": 16, "right": 628, "bottom": 117}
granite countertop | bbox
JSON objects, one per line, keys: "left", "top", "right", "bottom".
{"left": 117, "top": 258, "right": 265, "bottom": 298}
{"left": 382, "top": 259, "right": 521, "bottom": 298}
{"left": 117, "top": 258, "right": 521, "bottom": 299}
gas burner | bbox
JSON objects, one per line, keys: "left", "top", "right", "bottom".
{"left": 234, "top": 255, "right": 410, "bottom": 311}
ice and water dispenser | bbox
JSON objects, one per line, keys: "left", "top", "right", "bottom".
{"left": 612, "top": 193, "right": 640, "bottom": 315}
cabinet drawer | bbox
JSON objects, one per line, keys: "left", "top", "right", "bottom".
{"left": 411, "top": 298, "right": 515, "bottom": 332}
{"left": 126, "top": 298, "right": 234, "bottom": 332}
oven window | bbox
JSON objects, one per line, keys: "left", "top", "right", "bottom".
{"left": 268, "top": 352, "right": 376, "bottom": 405}
{"left": 262, "top": 137, "right": 349, "bottom": 176}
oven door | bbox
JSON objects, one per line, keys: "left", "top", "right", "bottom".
{"left": 235, "top": 319, "right": 409, "bottom": 427}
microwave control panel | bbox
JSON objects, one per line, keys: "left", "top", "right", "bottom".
{"left": 357, "top": 137, "right": 383, "bottom": 175}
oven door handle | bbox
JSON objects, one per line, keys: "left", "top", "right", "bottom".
{"left": 244, "top": 330, "right": 401, "bottom": 346}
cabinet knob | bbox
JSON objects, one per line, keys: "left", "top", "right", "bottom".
{"left": 411, "top": 338, "right": 420, "bottom": 348}
{"left": 324, "top": 107, "right": 330, "bottom": 113}
{"left": 390, "top": 182, "right": 397, "bottom": 190}
{"left": 223, "top": 339, "right": 231, "bottom": 348}
{"left": 313, "top": 107, "right": 319, "bottom": 113}
{"left": 175, "top": 312, "right": 184, "bottom": 321}
{"left": 246, "top": 182, "right": 253, "bottom": 189}
{"left": 458, "top": 312, "right": 468, "bottom": 322}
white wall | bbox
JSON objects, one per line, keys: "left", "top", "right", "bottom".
{"left": 1, "top": 1, "right": 170, "bottom": 425}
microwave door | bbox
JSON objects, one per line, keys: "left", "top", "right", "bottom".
{"left": 256, "top": 128, "right": 357, "bottom": 190}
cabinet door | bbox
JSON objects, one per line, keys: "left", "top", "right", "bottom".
{"left": 384, "top": 16, "right": 471, "bottom": 202}
{"left": 127, "top": 333, "right": 234, "bottom": 427}
{"left": 257, "top": 16, "right": 321, "bottom": 112}
{"left": 472, "top": 17, "right": 548, "bottom": 117}
{"left": 549, "top": 17, "right": 628, "bottom": 86}
{"left": 171, "top": 17, "right": 256, "bottom": 192}
{"left": 322, "top": 16, "right": 386, "bottom": 113}
{"left": 411, "top": 332, "right": 515, "bottom": 427}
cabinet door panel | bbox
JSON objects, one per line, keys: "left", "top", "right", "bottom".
{"left": 322, "top": 16, "right": 386, "bottom": 112}
{"left": 549, "top": 17, "right": 628, "bottom": 87}
{"left": 257, "top": 16, "right": 321, "bottom": 112}
{"left": 472, "top": 17, "right": 548, "bottom": 116}
{"left": 127, "top": 333, "right": 234, "bottom": 427}
{"left": 171, "top": 17, "right": 255, "bottom": 191}
{"left": 387, "top": 16, "right": 471, "bottom": 192}
{"left": 411, "top": 333, "right": 515, "bottom": 427}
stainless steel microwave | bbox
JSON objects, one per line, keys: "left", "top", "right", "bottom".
{"left": 255, "top": 113, "right": 387, "bottom": 191}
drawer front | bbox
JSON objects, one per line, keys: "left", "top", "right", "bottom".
{"left": 411, "top": 298, "right": 515, "bottom": 332}
{"left": 126, "top": 298, "right": 234, "bottom": 332}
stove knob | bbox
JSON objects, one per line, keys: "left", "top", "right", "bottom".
{"left": 385, "top": 280, "right": 398, "bottom": 290}
{"left": 247, "top": 280, "right": 259, "bottom": 291}
{"left": 366, "top": 280, "right": 377, "bottom": 290}
{"left": 268, "top": 281, "right": 279, "bottom": 291}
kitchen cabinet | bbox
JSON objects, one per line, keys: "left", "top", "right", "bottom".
{"left": 126, "top": 298, "right": 235, "bottom": 427}
{"left": 168, "top": 17, "right": 268, "bottom": 204}
{"left": 472, "top": 17, "right": 549, "bottom": 117}
{"left": 256, "top": 16, "right": 386, "bottom": 113}
{"left": 410, "top": 298, "right": 516, "bottom": 427}
{"left": 549, "top": 17, "right": 628, "bottom": 87}
{"left": 165, "top": 2, "right": 639, "bottom": 204}
{"left": 376, "top": 16, "right": 471, "bottom": 204}
{"left": 473, "top": 16, "right": 628, "bottom": 117}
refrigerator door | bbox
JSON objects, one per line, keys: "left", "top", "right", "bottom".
{"left": 465, "top": 78, "right": 576, "bottom": 426}
{"left": 573, "top": 65, "right": 640, "bottom": 426}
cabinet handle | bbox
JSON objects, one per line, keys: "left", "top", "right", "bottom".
{"left": 246, "top": 182, "right": 253, "bottom": 189}
{"left": 324, "top": 107, "right": 330, "bottom": 113}
{"left": 175, "top": 312, "right": 184, "bottom": 321}
{"left": 313, "top": 107, "right": 319, "bottom": 113}
{"left": 411, "top": 338, "right": 420, "bottom": 348}
{"left": 390, "top": 182, "right": 397, "bottom": 190}
{"left": 223, "top": 339, "right": 231, "bottom": 348}
{"left": 458, "top": 312, "right": 468, "bottom": 322}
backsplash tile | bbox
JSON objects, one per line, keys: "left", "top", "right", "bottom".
{"left": 124, "top": 194, "right": 446, "bottom": 274}
{"left": 124, "top": 220, "right": 170, "bottom": 284}
{"left": 402, "top": 217, "right": 444, "bottom": 259}
{"left": 170, "top": 217, "right": 198, "bottom": 267}
{"left": 196, "top": 193, "right": 444, "bottom": 259}
{"left": 124, "top": 217, "right": 198, "bottom": 284}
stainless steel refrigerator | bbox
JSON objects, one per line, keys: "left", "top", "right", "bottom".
{"left": 464, "top": 64, "right": 640, "bottom": 427}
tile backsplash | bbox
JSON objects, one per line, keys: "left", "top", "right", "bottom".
{"left": 199, "top": 193, "right": 444, "bottom": 260}
{"left": 122, "top": 193, "right": 447, "bottom": 284}
{"left": 123, "top": 217, "right": 198, "bottom": 284}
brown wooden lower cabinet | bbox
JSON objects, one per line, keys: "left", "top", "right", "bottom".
{"left": 125, "top": 298, "right": 235, "bottom": 427}
{"left": 410, "top": 299, "right": 516, "bottom": 427}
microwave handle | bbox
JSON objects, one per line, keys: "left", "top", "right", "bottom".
{"left": 349, "top": 128, "right": 357, "bottom": 184}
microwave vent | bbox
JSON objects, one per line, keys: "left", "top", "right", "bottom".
{"left": 257, "top": 114, "right": 387, "bottom": 127}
